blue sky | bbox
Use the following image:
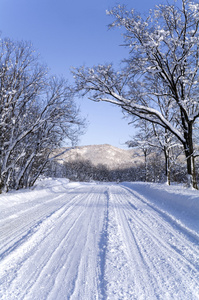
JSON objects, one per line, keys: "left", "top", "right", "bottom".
{"left": 0, "top": 0, "right": 161, "bottom": 149}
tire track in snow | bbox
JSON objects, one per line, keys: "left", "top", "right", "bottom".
{"left": 121, "top": 184, "right": 199, "bottom": 244}
{"left": 107, "top": 184, "right": 199, "bottom": 299}
{"left": 107, "top": 185, "right": 157, "bottom": 299}
{"left": 0, "top": 185, "right": 108, "bottom": 300}
{"left": 68, "top": 187, "right": 108, "bottom": 300}
{"left": 45, "top": 185, "right": 109, "bottom": 300}
{"left": 120, "top": 185, "right": 199, "bottom": 272}
{"left": 0, "top": 194, "right": 67, "bottom": 259}
{"left": 25, "top": 193, "right": 93, "bottom": 300}
{"left": 126, "top": 216, "right": 199, "bottom": 298}
{"left": 0, "top": 191, "right": 95, "bottom": 299}
{"left": 0, "top": 185, "right": 86, "bottom": 256}
{"left": 97, "top": 187, "right": 110, "bottom": 299}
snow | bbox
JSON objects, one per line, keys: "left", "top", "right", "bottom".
{"left": 0, "top": 178, "right": 199, "bottom": 299}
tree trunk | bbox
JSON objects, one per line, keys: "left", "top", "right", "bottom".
{"left": 191, "top": 155, "right": 198, "bottom": 189}
{"left": 15, "top": 153, "right": 35, "bottom": 190}
{"left": 164, "top": 147, "right": 171, "bottom": 185}
{"left": 144, "top": 149, "right": 147, "bottom": 182}
{"left": 184, "top": 123, "right": 198, "bottom": 189}
{"left": 166, "top": 156, "right": 171, "bottom": 186}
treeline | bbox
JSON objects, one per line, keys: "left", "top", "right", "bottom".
{"left": 45, "top": 155, "right": 198, "bottom": 184}
{"left": 0, "top": 38, "right": 84, "bottom": 192}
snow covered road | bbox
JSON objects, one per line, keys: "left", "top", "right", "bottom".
{"left": 0, "top": 179, "right": 199, "bottom": 299}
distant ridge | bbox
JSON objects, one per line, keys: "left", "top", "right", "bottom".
{"left": 54, "top": 144, "right": 144, "bottom": 170}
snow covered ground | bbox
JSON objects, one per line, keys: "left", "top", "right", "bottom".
{"left": 0, "top": 178, "right": 199, "bottom": 299}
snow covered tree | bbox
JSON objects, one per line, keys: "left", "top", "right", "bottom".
{"left": 152, "top": 125, "right": 183, "bottom": 185}
{"left": 73, "top": 0, "right": 199, "bottom": 189}
{"left": 0, "top": 38, "right": 84, "bottom": 192}
{"left": 126, "top": 120, "right": 154, "bottom": 182}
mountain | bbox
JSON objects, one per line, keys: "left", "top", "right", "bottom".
{"left": 53, "top": 144, "right": 144, "bottom": 170}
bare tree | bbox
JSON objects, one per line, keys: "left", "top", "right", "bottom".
{"left": 126, "top": 120, "right": 153, "bottom": 182}
{"left": 73, "top": 0, "right": 199, "bottom": 189}
{"left": 0, "top": 38, "right": 84, "bottom": 192}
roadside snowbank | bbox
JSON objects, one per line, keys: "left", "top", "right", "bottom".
{"left": 122, "top": 182, "right": 199, "bottom": 237}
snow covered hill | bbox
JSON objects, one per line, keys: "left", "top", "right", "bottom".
{"left": 0, "top": 178, "right": 199, "bottom": 299}
{"left": 53, "top": 144, "right": 144, "bottom": 169}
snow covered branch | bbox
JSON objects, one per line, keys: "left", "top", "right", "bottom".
{"left": 0, "top": 38, "right": 85, "bottom": 192}
{"left": 73, "top": 0, "right": 199, "bottom": 188}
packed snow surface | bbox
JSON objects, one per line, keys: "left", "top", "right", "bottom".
{"left": 0, "top": 178, "right": 199, "bottom": 299}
